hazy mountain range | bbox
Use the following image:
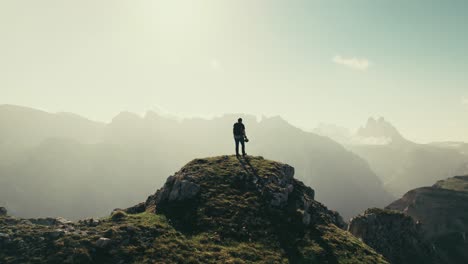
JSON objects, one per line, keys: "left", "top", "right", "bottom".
{"left": 0, "top": 105, "right": 393, "bottom": 220}
{"left": 315, "top": 117, "right": 468, "bottom": 196}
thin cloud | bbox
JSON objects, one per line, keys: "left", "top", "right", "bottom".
{"left": 333, "top": 55, "right": 370, "bottom": 71}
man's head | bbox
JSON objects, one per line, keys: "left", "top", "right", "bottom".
{"left": 238, "top": 118, "right": 243, "bottom": 123}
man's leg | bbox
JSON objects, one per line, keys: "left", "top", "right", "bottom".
{"left": 240, "top": 137, "right": 246, "bottom": 155}
{"left": 235, "top": 137, "right": 240, "bottom": 156}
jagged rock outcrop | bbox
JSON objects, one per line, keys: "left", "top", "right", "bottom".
{"left": 385, "top": 175, "right": 468, "bottom": 263}
{"left": 349, "top": 208, "right": 439, "bottom": 264}
{"left": 0, "top": 156, "right": 386, "bottom": 264}
{"left": 156, "top": 175, "right": 201, "bottom": 202}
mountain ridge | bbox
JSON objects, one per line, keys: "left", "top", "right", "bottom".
{"left": 0, "top": 104, "right": 392, "bottom": 220}
{"left": 316, "top": 116, "right": 468, "bottom": 196}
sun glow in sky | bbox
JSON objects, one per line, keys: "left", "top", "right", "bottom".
{"left": 1, "top": 0, "right": 468, "bottom": 143}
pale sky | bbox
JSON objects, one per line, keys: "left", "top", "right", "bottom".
{"left": 1, "top": 0, "right": 467, "bottom": 143}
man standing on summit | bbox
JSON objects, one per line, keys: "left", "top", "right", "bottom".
{"left": 233, "top": 118, "right": 248, "bottom": 157}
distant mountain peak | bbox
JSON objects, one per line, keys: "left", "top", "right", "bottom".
{"left": 356, "top": 116, "right": 406, "bottom": 144}
{"left": 111, "top": 111, "right": 142, "bottom": 123}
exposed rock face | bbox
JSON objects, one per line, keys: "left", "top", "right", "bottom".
{"left": 349, "top": 208, "right": 439, "bottom": 264}
{"left": 384, "top": 175, "right": 468, "bottom": 264}
{"left": 156, "top": 176, "right": 201, "bottom": 203}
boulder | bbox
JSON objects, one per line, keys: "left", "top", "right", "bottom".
{"left": 96, "top": 237, "right": 112, "bottom": 248}
{"left": 169, "top": 179, "right": 200, "bottom": 201}
{"left": 156, "top": 176, "right": 201, "bottom": 203}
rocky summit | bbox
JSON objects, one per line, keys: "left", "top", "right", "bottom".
{"left": 0, "top": 156, "right": 387, "bottom": 263}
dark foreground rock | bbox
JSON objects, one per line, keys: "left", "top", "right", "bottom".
{"left": 349, "top": 208, "right": 440, "bottom": 264}
{"left": 349, "top": 175, "right": 468, "bottom": 264}
{"left": 0, "top": 156, "right": 387, "bottom": 264}
{"left": 385, "top": 175, "right": 468, "bottom": 264}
